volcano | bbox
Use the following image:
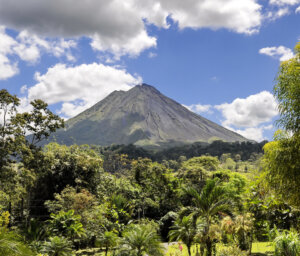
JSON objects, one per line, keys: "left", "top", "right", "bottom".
{"left": 49, "top": 84, "right": 247, "bottom": 148}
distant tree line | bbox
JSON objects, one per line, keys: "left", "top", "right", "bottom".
{"left": 94, "top": 140, "right": 266, "bottom": 164}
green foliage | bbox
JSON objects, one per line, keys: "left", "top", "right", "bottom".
{"left": 274, "top": 42, "right": 300, "bottom": 133}
{"left": 30, "top": 143, "right": 103, "bottom": 218}
{"left": 0, "top": 231, "right": 34, "bottom": 256}
{"left": 178, "top": 156, "right": 220, "bottom": 186}
{"left": 168, "top": 215, "right": 197, "bottom": 256}
{"left": 264, "top": 42, "right": 300, "bottom": 209}
{"left": 98, "top": 231, "right": 118, "bottom": 256}
{"left": 263, "top": 132, "right": 300, "bottom": 207}
{"left": 0, "top": 89, "right": 21, "bottom": 169}
{"left": 0, "top": 212, "right": 33, "bottom": 255}
{"left": 274, "top": 230, "right": 300, "bottom": 256}
{"left": 130, "top": 158, "right": 180, "bottom": 219}
{"left": 47, "top": 210, "right": 85, "bottom": 241}
{"left": 0, "top": 89, "right": 64, "bottom": 169}
{"left": 43, "top": 143, "right": 103, "bottom": 192}
{"left": 118, "top": 224, "right": 164, "bottom": 256}
{"left": 45, "top": 186, "right": 97, "bottom": 222}
{"left": 41, "top": 236, "right": 73, "bottom": 256}
{"left": 182, "top": 179, "right": 234, "bottom": 256}
{"left": 217, "top": 244, "right": 247, "bottom": 256}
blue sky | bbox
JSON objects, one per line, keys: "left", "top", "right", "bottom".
{"left": 0, "top": 0, "right": 299, "bottom": 141}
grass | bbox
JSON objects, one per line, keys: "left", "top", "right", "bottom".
{"left": 76, "top": 242, "right": 275, "bottom": 255}
{"left": 166, "top": 242, "right": 274, "bottom": 256}
{"left": 251, "top": 242, "right": 274, "bottom": 254}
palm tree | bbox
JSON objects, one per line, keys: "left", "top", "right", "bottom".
{"left": 168, "top": 215, "right": 197, "bottom": 256}
{"left": 99, "top": 231, "right": 118, "bottom": 256}
{"left": 118, "top": 224, "right": 164, "bottom": 256}
{"left": 41, "top": 236, "right": 73, "bottom": 256}
{"left": 183, "top": 178, "right": 233, "bottom": 256}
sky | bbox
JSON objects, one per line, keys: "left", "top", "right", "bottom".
{"left": 0, "top": 0, "right": 299, "bottom": 142}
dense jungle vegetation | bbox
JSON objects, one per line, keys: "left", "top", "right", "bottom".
{"left": 0, "top": 42, "right": 299, "bottom": 256}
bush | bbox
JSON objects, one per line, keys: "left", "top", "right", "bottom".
{"left": 274, "top": 230, "right": 300, "bottom": 256}
{"left": 217, "top": 244, "right": 247, "bottom": 256}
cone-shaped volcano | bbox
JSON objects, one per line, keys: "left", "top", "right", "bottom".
{"left": 51, "top": 84, "right": 247, "bottom": 148}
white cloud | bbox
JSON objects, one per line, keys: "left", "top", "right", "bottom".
{"left": 273, "top": 7, "right": 290, "bottom": 19}
{"left": 270, "top": 0, "right": 300, "bottom": 5}
{"left": 296, "top": 6, "right": 300, "bottom": 12}
{"left": 138, "top": 0, "right": 263, "bottom": 34}
{"left": 20, "top": 85, "right": 28, "bottom": 94}
{"left": 0, "top": 54, "right": 19, "bottom": 80}
{"left": 91, "top": 30, "right": 156, "bottom": 59}
{"left": 185, "top": 104, "right": 212, "bottom": 114}
{"left": 13, "top": 30, "right": 77, "bottom": 63}
{"left": 0, "top": 0, "right": 157, "bottom": 58}
{"left": 0, "top": 0, "right": 265, "bottom": 61}
{"left": 0, "top": 26, "right": 19, "bottom": 79}
{"left": 27, "top": 63, "right": 142, "bottom": 118}
{"left": 215, "top": 91, "right": 278, "bottom": 128}
{"left": 259, "top": 46, "right": 294, "bottom": 61}
{"left": 226, "top": 125, "right": 273, "bottom": 142}
{"left": 0, "top": 27, "right": 77, "bottom": 80}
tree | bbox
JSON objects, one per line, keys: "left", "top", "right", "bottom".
{"left": 263, "top": 132, "right": 300, "bottom": 207}
{"left": 263, "top": 42, "right": 300, "bottom": 207}
{"left": 30, "top": 143, "right": 103, "bottom": 217}
{"left": 98, "top": 231, "right": 118, "bottom": 256}
{"left": 47, "top": 210, "right": 85, "bottom": 242}
{"left": 41, "top": 236, "right": 73, "bottom": 256}
{"left": 183, "top": 179, "right": 233, "bottom": 256}
{"left": 168, "top": 215, "right": 197, "bottom": 256}
{"left": 118, "top": 224, "right": 164, "bottom": 256}
{"left": 179, "top": 156, "right": 220, "bottom": 182}
{"left": 273, "top": 42, "right": 300, "bottom": 133}
{"left": 0, "top": 90, "right": 64, "bottom": 222}
{"left": 0, "top": 90, "right": 64, "bottom": 169}
{"left": 0, "top": 89, "right": 21, "bottom": 169}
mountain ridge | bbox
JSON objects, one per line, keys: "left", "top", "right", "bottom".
{"left": 50, "top": 83, "right": 247, "bottom": 148}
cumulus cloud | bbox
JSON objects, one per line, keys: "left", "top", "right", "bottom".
{"left": 0, "top": 27, "right": 77, "bottom": 79}
{"left": 215, "top": 91, "right": 278, "bottom": 128}
{"left": 0, "top": 54, "right": 19, "bottom": 80}
{"left": 269, "top": 0, "right": 300, "bottom": 5}
{"left": 27, "top": 63, "right": 142, "bottom": 118}
{"left": 226, "top": 125, "right": 273, "bottom": 142}
{"left": 259, "top": 46, "right": 294, "bottom": 61}
{"left": 185, "top": 104, "right": 212, "bottom": 114}
{"left": 137, "top": 0, "right": 263, "bottom": 34}
{"left": 0, "top": 27, "right": 19, "bottom": 79}
{"left": 91, "top": 30, "right": 156, "bottom": 59}
{"left": 0, "top": 0, "right": 157, "bottom": 58}
{"left": 0, "top": 0, "right": 265, "bottom": 61}
{"left": 296, "top": 6, "right": 300, "bottom": 12}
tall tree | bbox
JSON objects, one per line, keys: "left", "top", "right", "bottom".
{"left": 168, "top": 215, "right": 197, "bottom": 256}
{"left": 264, "top": 42, "right": 300, "bottom": 207}
{"left": 183, "top": 179, "right": 233, "bottom": 256}
{"left": 118, "top": 224, "right": 164, "bottom": 256}
{"left": 273, "top": 42, "right": 300, "bottom": 133}
{"left": 0, "top": 89, "right": 21, "bottom": 169}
